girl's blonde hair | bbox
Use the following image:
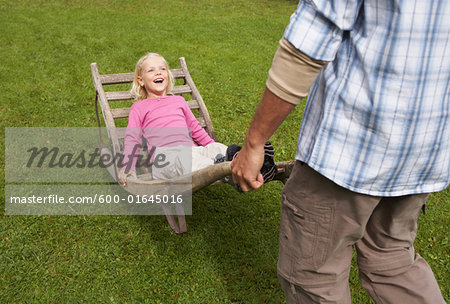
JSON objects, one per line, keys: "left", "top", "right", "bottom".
{"left": 130, "top": 53, "right": 175, "bottom": 101}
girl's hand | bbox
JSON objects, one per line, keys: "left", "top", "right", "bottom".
{"left": 118, "top": 168, "right": 137, "bottom": 186}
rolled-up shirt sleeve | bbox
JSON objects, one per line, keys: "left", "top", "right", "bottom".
{"left": 266, "top": 38, "right": 326, "bottom": 105}
{"left": 284, "top": 0, "right": 361, "bottom": 61}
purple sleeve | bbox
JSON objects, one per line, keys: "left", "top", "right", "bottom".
{"left": 121, "top": 106, "right": 142, "bottom": 171}
{"left": 182, "top": 102, "right": 214, "bottom": 146}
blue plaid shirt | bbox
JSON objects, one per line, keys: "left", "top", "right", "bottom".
{"left": 285, "top": 0, "right": 450, "bottom": 196}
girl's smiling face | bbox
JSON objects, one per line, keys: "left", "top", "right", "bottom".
{"left": 138, "top": 56, "right": 169, "bottom": 98}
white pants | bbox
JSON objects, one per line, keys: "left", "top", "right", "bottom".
{"left": 152, "top": 143, "right": 227, "bottom": 180}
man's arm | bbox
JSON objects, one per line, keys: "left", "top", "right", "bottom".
{"left": 231, "top": 88, "right": 295, "bottom": 192}
{"left": 231, "top": 39, "right": 327, "bottom": 192}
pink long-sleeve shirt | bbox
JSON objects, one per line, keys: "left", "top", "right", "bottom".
{"left": 121, "top": 95, "right": 214, "bottom": 170}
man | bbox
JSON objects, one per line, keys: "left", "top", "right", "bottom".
{"left": 231, "top": 0, "right": 449, "bottom": 303}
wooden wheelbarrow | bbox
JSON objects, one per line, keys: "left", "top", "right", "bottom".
{"left": 91, "top": 57, "right": 294, "bottom": 234}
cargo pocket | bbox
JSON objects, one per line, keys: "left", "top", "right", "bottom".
{"left": 278, "top": 193, "right": 334, "bottom": 283}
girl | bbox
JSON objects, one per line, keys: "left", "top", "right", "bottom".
{"left": 118, "top": 53, "right": 228, "bottom": 185}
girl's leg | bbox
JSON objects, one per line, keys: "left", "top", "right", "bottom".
{"left": 191, "top": 143, "right": 228, "bottom": 172}
{"left": 152, "top": 146, "right": 191, "bottom": 179}
{"left": 195, "top": 143, "right": 228, "bottom": 159}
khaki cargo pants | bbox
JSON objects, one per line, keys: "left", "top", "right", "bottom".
{"left": 278, "top": 161, "right": 445, "bottom": 304}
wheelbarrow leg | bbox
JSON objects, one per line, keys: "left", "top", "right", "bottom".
{"left": 161, "top": 204, "right": 187, "bottom": 234}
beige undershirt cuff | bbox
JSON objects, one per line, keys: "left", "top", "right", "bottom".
{"left": 266, "top": 38, "right": 327, "bottom": 105}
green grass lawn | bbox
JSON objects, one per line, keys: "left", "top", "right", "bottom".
{"left": 1, "top": 0, "right": 448, "bottom": 303}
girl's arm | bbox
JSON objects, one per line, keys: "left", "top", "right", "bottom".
{"left": 182, "top": 102, "right": 215, "bottom": 146}
{"left": 120, "top": 107, "right": 143, "bottom": 182}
